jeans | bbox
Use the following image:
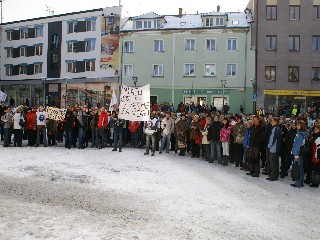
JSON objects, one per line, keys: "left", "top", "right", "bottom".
{"left": 3, "top": 128, "right": 10, "bottom": 147}
{"left": 78, "top": 127, "right": 86, "bottom": 148}
{"left": 294, "top": 157, "right": 305, "bottom": 187}
{"left": 145, "top": 134, "right": 156, "bottom": 154}
{"left": 269, "top": 151, "right": 279, "bottom": 180}
{"left": 160, "top": 134, "right": 171, "bottom": 153}
{"left": 65, "top": 131, "right": 73, "bottom": 148}
{"left": 91, "top": 128, "right": 99, "bottom": 148}
{"left": 36, "top": 126, "right": 47, "bottom": 146}
{"left": 243, "top": 147, "right": 249, "bottom": 168}
{"left": 113, "top": 132, "right": 123, "bottom": 150}
{"left": 210, "top": 141, "right": 221, "bottom": 161}
{"left": 130, "top": 131, "right": 139, "bottom": 147}
{"left": 14, "top": 129, "right": 22, "bottom": 147}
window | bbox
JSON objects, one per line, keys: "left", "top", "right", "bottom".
{"left": 67, "top": 62, "right": 77, "bottom": 73}
{"left": 205, "top": 18, "right": 214, "bottom": 27}
{"left": 205, "top": 64, "right": 216, "bottom": 76}
{"left": 5, "top": 66, "right": 12, "bottom": 76}
{"left": 153, "top": 64, "right": 163, "bottom": 76}
{"left": 185, "top": 39, "right": 196, "bottom": 51}
{"left": 154, "top": 20, "right": 161, "bottom": 28}
{"left": 289, "top": 35, "right": 300, "bottom": 51}
{"left": 232, "top": 20, "right": 239, "bottom": 25}
{"left": 123, "top": 64, "right": 133, "bottom": 77}
{"left": 144, "top": 20, "right": 152, "bottom": 29}
{"left": 35, "top": 27, "right": 43, "bottom": 37}
{"left": 6, "top": 31, "right": 12, "bottom": 41}
{"left": 312, "top": 67, "right": 320, "bottom": 81}
{"left": 313, "top": 5, "right": 320, "bottom": 20}
{"left": 266, "top": 35, "right": 277, "bottom": 50}
{"left": 6, "top": 48, "right": 13, "bottom": 58}
{"left": 52, "top": 53, "right": 58, "bottom": 63}
{"left": 85, "top": 40, "right": 96, "bottom": 52}
{"left": 265, "top": 66, "right": 276, "bottom": 81}
{"left": 184, "top": 63, "right": 195, "bottom": 76}
{"left": 20, "top": 28, "right": 28, "bottom": 39}
{"left": 312, "top": 36, "right": 320, "bottom": 51}
{"left": 67, "top": 42, "right": 77, "bottom": 53}
{"left": 154, "top": 40, "right": 164, "bottom": 52}
{"left": 20, "top": 47, "right": 27, "bottom": 57}
{"left": 86, "top": 60, "right": 95, "bottom": 71}
{"left": 52, "top": 34, "right": 59, "bottom": 49}
{"left": 68, "top": 22, "right": 76, "bottom": 33}
{"left": 19, "top": 65, "right": 27, "bottom": 75}
{"left": 288, "top": 66, "right": 299, "bottom": 82}
{"left": 34, "top": 64, "right": 42, "bottom": 74}
{"left": 86, "top": 20, "right": 96, "bottom": 31}
{"left": 226, "top": 64, "right": 237, "bottom": 77}
{"left": 216, "top": 18, "right": 224, "bottom": 26}
{"left": 206, "top": 39, "right": 216, "bottom": 51}
{"left": 35, "top": 45, "right": 43, "bottom": 56}
{"left": 227, "top": 38, "right": 237, "bottom": 51}
{"left": 136, "top": 21, "right": 142, "bottom": 29}
{"left": 290, "top": 6, "right": 300, "bottom": 20}
{"left": 124, "top": 41, "right": 134, "bottom": 53}
{"left": 266, "top": 6, "right": 277, "bottom": 20}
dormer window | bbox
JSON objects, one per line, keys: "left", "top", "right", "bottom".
{"left": 216, "top": 17, "right": 224, "bottom": 26}
{"left": 135, "top": 19, "right": 162, "bottom": 29}
{"left": 205, "top": 18, "right": 214, "bottom": 26}
{"left": 204, "top": 16, "right": 225, "bottom": 27}
{"left": 136, "top": 21, "right": 143, "bottom": 29}
{"left": 144, "top": 20, "right": 152, "bottom": 29}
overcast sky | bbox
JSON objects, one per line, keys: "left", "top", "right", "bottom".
{"left": 2, "top": 0, "right": 249, "bottom": 23}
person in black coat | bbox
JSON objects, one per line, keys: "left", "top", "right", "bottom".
{"left": 111, "top": 109, "right": 125, "bottom": 152}
{"left": 207, "top": 115, "right": 223, "bottom": 163}
{"left": 63, "top": 110, "right": 76, "bottom": 149}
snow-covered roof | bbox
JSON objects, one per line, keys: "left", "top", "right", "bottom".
{"left": 121, "top": 12, "right": 250, "bottom": 31}
{"left": 132, "top": 12, "right": 162, "bottom": 20}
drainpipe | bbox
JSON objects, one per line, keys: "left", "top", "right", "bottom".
{"left": 254, "top": 0, "right": 259, "bottom": 114}
{"left": 172, "top": 33, "right": 176, "bottom": 106}
{"left": 243, "top": 28, "right": 249, "bottom": 113}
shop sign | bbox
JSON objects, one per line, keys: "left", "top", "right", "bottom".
{"left": 264, "top": 90, "right": 320, "bottom": 96}
{"left": 183, "top": 89, "right": 230, "bottom": 95}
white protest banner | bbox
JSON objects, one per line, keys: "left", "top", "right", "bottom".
{"left": 119, "top": 84, "right": 150, "bottom": 121}
{"left": 46, "top": 107, "right": 67, "bottom": 121}
{"left": 0, "top": 91, "right": 7, "bottom": 102}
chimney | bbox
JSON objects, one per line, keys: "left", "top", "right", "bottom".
{"left": 217, "top": 5, "right": 220, "bottom": 12}
{"left": 179, "top": 8, "right": 183, "bottom": 17}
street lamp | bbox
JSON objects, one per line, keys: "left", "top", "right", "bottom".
{"left": 63, "top": 77, "right": 69, "bottom": 108}
{"left": 251, "top": 79, "right": 257, "bottom": 114}
{"left": 41, "top": 77, "right": 46, "bottom": 106}
{"left": 221, "top": 80, "right": 227, "bottom": 114}
{"left": 132, "top": 76, "right": 138, "bottom": 87}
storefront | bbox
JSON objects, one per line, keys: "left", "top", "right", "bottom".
{"left": 264, "top": 90, "right": 320, "bottom": 117}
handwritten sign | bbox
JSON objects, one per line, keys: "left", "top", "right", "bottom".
{"left": 46, "top": 107, "right": 67, "bottom": 121}
{"left": 119, "top": 84, "right": 150, "bottom": 121}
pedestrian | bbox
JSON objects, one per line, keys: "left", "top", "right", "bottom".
{"left": 129, "top": 120, "right": 140, "bottom": 148}
{"left": 1, "top": 106, "right": 13, "bottom": 147}
{"left": 207, "top": 115, "right": 223, "bottom": 163}
{"left": 220, "top": 117, "right": 232, "bottom": 166}
{"left": 25, "top": 107, "right": 36, "bottom": 146}
{"left": 63, "top": 109, "right": 75, "bottom": 149}
{"left": 98, "top": 107, "right": 108, "bottom": 149}
{"left": 159, "top": 111, "right": 174, "bottom": 154}
{"left": 175, "top": 113, "right": 188, "bottom": 156}
{"left": 35, "top": 105, "right": 48, "bottom": 147}
{"left": 112, "top": 109, "right": 125, "bottom": 152}
{"left": 144, "top": 112, "right": 158, "bottom": 156}
{"left": 233, "top": 115, "right": 246, "bottom": 167}
{"left": 202, "top": 117, "right": 211, "bottom": 161}
{"left": 77, "top": 106, "right": 88, "bottom": 149}
{"left": 13, "top": 108, "right": 24, "bottom": 147}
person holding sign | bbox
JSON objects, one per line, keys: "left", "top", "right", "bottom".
{"left": 35, "top": 105, "right": 48, "bottom": 147}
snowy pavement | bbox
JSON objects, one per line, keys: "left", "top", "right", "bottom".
{"left": 0, "top": 145, "right": 319, "bottom": 240}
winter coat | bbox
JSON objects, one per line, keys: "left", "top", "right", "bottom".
{"left": 292, "top": 131, "right": 307, "bottom": 157}
{"left": 111, "top": 115, "right": 125, "bottom": 133}
{"left": 189, "top": 120, "right": 202, "bottom": 140}
{"left": 220, "top": 125, "right": 232, "bottom": 143}
{"left": 161, "top": 117, "right": 174, "bottom": 136}
{"left": 1, "top": 112, "right": 13, "bottom": 129}
{"left": 46, "top": 119, "right": 57, "bottom": 135}
{"left": 311, "top": 133, "right": 320, "bottom": 164}
{"left": 207, "top": 121, "right": 223, "bottom": 142}
{"left": 26, "top": 112, "right": 36, "bottom": 130}
{"left": 129, "top": 121, "right": 140, "bottom": 133}
{"left": 267, "top": 126, "right": 282, "bottom": 154}
{"left": 63, "top": 113, "right": 76, "bottom": 132}
{"left": 77, "top": 110, "right": 88, "bottom": 128}
{"left": 13, "top": 113, "right": 24, "bottom": 130}
{"left": 90, "top": 114, "right": 99, "bottom": 129}
{"left": 202, "top": 124, "right": 210, "bottom": 144}
{"left": 98, "top": 112, "right": 109, "bottom": 129}
{"left": 232, "top": 122, "right": 246, "bottom": 144}
{"left": 243, "top": 127, "right": 251, "bottom": 148}
{"left": 249, "top": 124, "right": 264, "bottom": 148}
{"left": 285, "top": 128, "right": 297, "bottom": 156}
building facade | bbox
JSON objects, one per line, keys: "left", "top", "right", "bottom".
{"left": 248, "top": 0, "right": 320, "bottom": 116}
{"left": 120, "top": 10, "right": 255, "bottom": 113}
{"left": 1, "top": 6, "right": 122, "bottom": 108}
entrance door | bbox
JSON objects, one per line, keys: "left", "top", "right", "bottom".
{"left": 150, "top": 96, "right": 158, "bottom": 105}
{"left": 197, "top": 97, "right": 206, "bottom": 106}
{"left": 212, "top": 97, "right": 227, "bottom": 111}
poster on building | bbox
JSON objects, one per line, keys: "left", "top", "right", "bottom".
{"left": 46, "top": 107, "right": 67, "bottom": 121}
{"left": 119, "top": 84, "right": 151, "bottom": 121}
{"left": 0, "top": 91, "right": 7, "bottom": 102}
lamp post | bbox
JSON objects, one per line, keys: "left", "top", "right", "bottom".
{"left": 221, "top": 80, "right": 227, "bottom": 114}
{"left": 132, "top": 76, "right": 138, "bottom": 87}
{"left": 251, "top": 79, "right": 257, "bottom": 114}
{"left": 63, "top": 77, "right": 69, "bottom": 108}
{"left": 41, "top": 77, "right": 46, "bottom": 106}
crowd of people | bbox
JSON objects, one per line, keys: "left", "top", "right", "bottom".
{"left": 0, "top": 101, "right": 319, "bottom": 189}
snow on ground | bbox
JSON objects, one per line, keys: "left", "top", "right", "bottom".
{"left": 0, "top": 144, "right": 319, "bottom": 240}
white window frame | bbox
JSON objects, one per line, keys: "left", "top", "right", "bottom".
{"left": 19, "top": 65, "right": 27, "bottom": 75}
{"left": 20, "top": 47, "right": 27, "bottom": 57}
{"left": 184, "top": 63, "right": 195, "bottom": 76}
{"left": 136, "top": 21, "right": 142, "bottom": 29}
{"left": 226, "top": 63, "right": 238, "bottom": 77}
{"left": 34, "top": 64, "right": 43, "bottom": 74}
{"left": 154, "top": 19, "right": 161, "bottom": 28}
{"left": 6, "top": 31, "right": 12, "bottom": 41}
{"left": 35, "top": 45, "right": 43, "bottom": 56}
{"left": 185, "top": 39, "right": 196, "bottom": 51}
{"left": 20, "top": 28, "right": 28, "bottom": 39}
{"left": 35, "top": 27, "right": 43, "bottom": 37}
{"left": 153, "top": 64, "right": 164, "bottom": 77}
{"left": 67, "top": 42, "right": 77, "bottom": 53}
{"left": 5, "top": 66, "right": 12, "bottom": 76}
{"left": 216, "top": 17, "right": 224, "bottom": 26}
{"left": 124, "top": 40, "right": 134, "bottom": 53}
{"left": 227, "top": 38, "right": 238, "bottom": 51}
{"left": 6, "top": 48, "right": 13, "bottom": 58}
{"left": 68, "top": 22, "right": 76, "bottom": 34}
{"left": 205, "top": 38, "right": 217, "bottom": 51}
{"left": 154, "top": 39, "right": 164, "bottom": 52}
{"left": 85, "top": 40, "right": 96, "bottom": 52}
{"left": 205, "top": 18, "right": 214, "bottom": 27}
{"left": 85, "top": 60, "right": 95, "bottom": 72}
{"left": 204, "top": 64, "right": 217, "bottom": 77}
{"left": 67, "top": 62, "right": 77, "bottom": 73}
{"left": 123, "top": 64, "right": 133, "bottom": 77}
{"left": 144, "top": 20, "right": 152, "bottom": 29}
{"left": 86, "top": 20, "right": 96, "bottom": 31}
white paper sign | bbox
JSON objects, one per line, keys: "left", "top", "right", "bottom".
{"left": 46, "top": 107, "right": 67, "bottom": 121}
{"left": 119, "top": 84, "right": 150, "bottom": 121}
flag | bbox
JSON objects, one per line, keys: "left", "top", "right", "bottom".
{"left": 109, "top": 90, "right": 118, "bottom": 112}
{"left": 238, "top": 89, "right": 245, "bottom": 92}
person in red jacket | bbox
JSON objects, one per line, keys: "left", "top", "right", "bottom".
{"left": 25, "top": 107, "right": 36, "bottom": 146}
{"left": 98, "top": 107, "right": 108, "bottom": 149}
{"left": 129, "top": 120, "right": 140, "bottom": 148}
